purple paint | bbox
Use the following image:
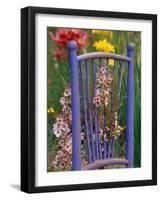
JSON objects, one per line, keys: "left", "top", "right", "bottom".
{"left": 126, "top": 43, "right": 134, "bottom": 167}
{"left": 109, "top": 60, "right": 117, "bottom": 159}
{"left": 103, "top": 59, "right": 108, "bottom": 159}
{"left": 111, "top": 60, "right": 117, "bottom": 106}
{"left": 68, "top": 41, "right": 81, "bottom": 170}
{"left": 111, "top": 137, "right": 115, "bottom": 158}
{"left": 106, "top": 58, "right": 109, "bottom": 74}
{"left": 97, "top": 125, "right": 102, "bottom": 159}
{"left": 118, "top": 61, "right": 125, "bottom": 102}
{"left": 92, "top": 59, "right": 99, "bottom": 160}
{"left": 99, "top": 58, "right": 102, "bottom": 69}
{"left": 79, "top": 61, "right": 92, "bottom": 163}
{"left": 77, "top": 52, "right": 131, "bottom": 62}
{"left": 107, "top": 142, "right": 111, "bottom": 158}
{"left": 85, "top": 60, "right": 95, "bottom": 162}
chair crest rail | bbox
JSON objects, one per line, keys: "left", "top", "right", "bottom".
{"left": 77, "top": 52, "right": 131, "bottom": 62}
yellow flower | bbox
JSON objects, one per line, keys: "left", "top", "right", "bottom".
{"left": 92, "top": 30, "right": 113, "bottom": 39}
{"left": 93, "top": 39, "right": 115, "bottom": 53}
{"left": 108, "top": 59, "right": 114, "bottom": 66}
{"left": 48, "top": 107, "right": 55, "bottom": 113}
{"left": 120, "top": 126, "right": 126, "bottom": 133}
{"left": 92, "top": 30, "right": 102, "bottom": 34}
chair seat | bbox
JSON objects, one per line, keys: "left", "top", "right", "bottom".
{"left": 82, "top": 158, "right": 128, "bottom": 170}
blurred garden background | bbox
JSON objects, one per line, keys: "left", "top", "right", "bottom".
{"left": 47, "top": 27, "right": 141, "bottom": 172}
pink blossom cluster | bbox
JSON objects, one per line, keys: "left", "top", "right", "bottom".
{"left": 51, "top": 86, "right": 86, "bottom": 171}
{"left": 93, "top": 66, "right": 113, "bottom": 107}
{"left": 109, "top": 112, "right": 123, "bottom": 139}
{"left": 52, "top": 87, "right": 72, "bottom": 138}
{"left": 51, "top": 86, "right": 72, "bottom": 170}
{"left": 51, "top": 135, "right": 72, "bottom": 170}
{"left": 98, "top": 114, "right": 123, "bottom": 144}
{"left": 93, "top": 65, "right": 124, "bottom": 142}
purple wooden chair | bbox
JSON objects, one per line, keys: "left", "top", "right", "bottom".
{"left": 68, "top": 40, "right": 134, "bottom": 171}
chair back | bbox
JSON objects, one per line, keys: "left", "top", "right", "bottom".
{"left": 68, "top": 40, "right": 134, "bottom": 170}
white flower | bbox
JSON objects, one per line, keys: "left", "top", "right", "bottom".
{"left": 64, "top": 127, "right": 71, "bottom": 134}
{"left": 53, "top": 123, "right": 57, "bottom": 129}
{"left": 59, "top": 122, "right": 70, "bottom": 134}
{"left": 60, "top": 162, "right": 65, "bottom": 169}
{"left": 66, "top": 138, "right": 72, "bottom": 146}
{"left": 53, "top": 129, "right": 62, "bottom": 137}
{"left": 58, "top": 150, "right": 62, "bottom": 156}
{"left": 106, "top": 126, "right": 111, "bottom": 132}
{"left": 64, "top": 87, "right": 71, "bottom": 97}
{"left": 53, "top": 121, "right": 63, "bottom": 130}
{"left": 55, "top": 155, "right": 60, "bottom": 162}
{"left": 99, "top": 75, "right": 106, "bottom": 84}
{"left": 104, "top": 134, "right": 108, "bottom": 142}
{"left": 104, "top": 97, "right": 109, "bottom": 106}
{"left": 56, "top": 117, "right": 64, "bottom": 123}
{"left": 60, "top": 97, "right": 65, "bottom": 105}
{"left": 59, "top": 139, "right": 64, "bottom": 147}
{"left": 117, "top": 125, "right": 122, "bottom": 130}
{"left": 66, "top": 127, "right": 71, "bottom": 134}
{"left": 93, "top": 96, "right": 101, "bottom": 107}
{"left": 107, "top": 76, "right": 113, "bottom": 84}
{"left": 64, "top": 144, "right": 72, "bottom": 153}
{"left": 62, "top": 105, "right": 68, "bottom": 112}
{"left": 103, "top": 90, "right": 109, "bottom": 96}
{"left": 51, "top": 160, "right": 57, "bottom": 167}
{"left": 61, "top": 122, "right": 68, "bottom": 131}
{"left": 116, "top": 130, "right": 121, "bottom": 136}
{"left": 115, "top": 112, "right": 118, "bottom": 127}
{"left": 96, "top": 89, "right": 101, "bottom": 95}
{"left": 81, "top": 132, "right": 85, "bottom": 140}
{"left": 99, "top": 128, "right": 103, "bottom": 136}
{"left": 100, "top": 68, "right": 106, "bottom": 74}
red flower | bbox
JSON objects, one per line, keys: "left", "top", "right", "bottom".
{"left": 49, "top": 28, "right": 88, "bottom": 49}
{"left": 52, "top": 48, "right": 67, "bottom": 59}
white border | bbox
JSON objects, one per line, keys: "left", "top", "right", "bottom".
{"left": 35, "top": 14, "right": 152, "bottom": 186}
